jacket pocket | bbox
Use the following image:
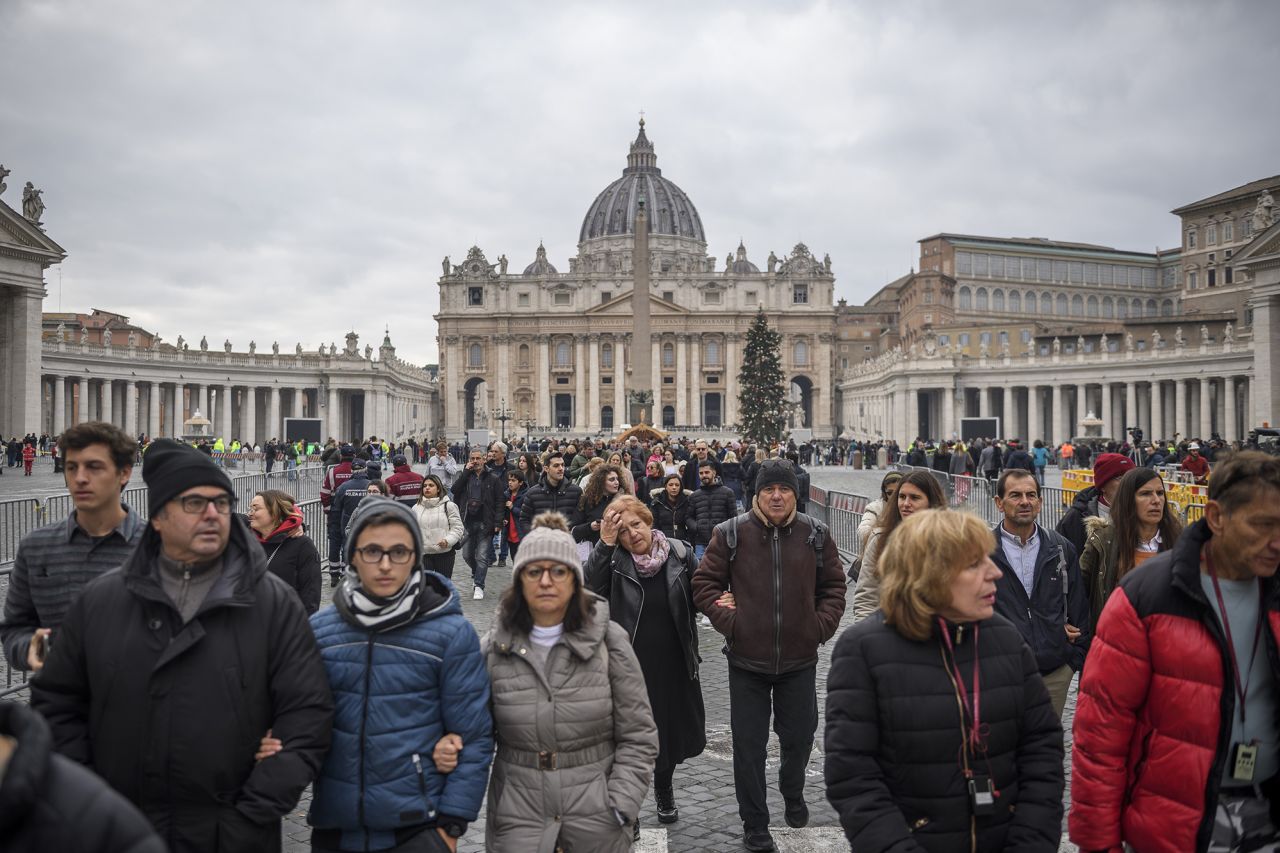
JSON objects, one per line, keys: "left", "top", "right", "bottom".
{"left": 405, "top": 753, "right": 437, "bottom": 824}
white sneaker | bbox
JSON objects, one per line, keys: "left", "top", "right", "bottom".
{"left": 473, "top": 587, "right": 485, "bottom": 600}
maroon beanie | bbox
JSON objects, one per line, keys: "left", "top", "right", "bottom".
{"left": 1093, "top": 453, "right": 1135, "bottom": 492}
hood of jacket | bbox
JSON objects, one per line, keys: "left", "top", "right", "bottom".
{"left": 1071, "top": 485, "right": 1099, "bottom": 514}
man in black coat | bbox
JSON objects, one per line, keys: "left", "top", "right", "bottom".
{"left": 686, "top": 460, "right": 738, "bottom": 564}
{"left": 517, "top": 451, "right": 584, "bottom": 534}
{"left": 31, "top": 439, "right": 333, "bottom": 853}
{"left": 785, "top": 451, "right": 812, "bottom": 513}
{"left": 1003, "top": 440, "right": 1035, "bottom": 475}
{"left": 450, "top": 447, "right": 504, "bottom": 599}
{"left": 0, "top": 701, "right": 165, "bottom": 853}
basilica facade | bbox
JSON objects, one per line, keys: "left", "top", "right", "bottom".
{"left": 434, "top": 121, "right": 838, "bottom": 441}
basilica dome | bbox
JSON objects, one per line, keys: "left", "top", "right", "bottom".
{"left": 578, "top": 120, "right": 706, "bottom": 245}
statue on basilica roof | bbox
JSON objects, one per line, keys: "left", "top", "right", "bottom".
{"left": 21, "top": 181, "right": 44, "bottom": 223}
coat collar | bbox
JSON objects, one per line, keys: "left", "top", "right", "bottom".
{"left": 489, "top": 593, "right": 610, "bottom": 662}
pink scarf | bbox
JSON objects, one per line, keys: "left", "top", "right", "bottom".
{"left": 631, "top": 529, "right": 671, "bottom": 577}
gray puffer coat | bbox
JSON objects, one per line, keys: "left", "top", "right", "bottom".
{"left": 482, "top": 595, "right": 657, "bottom": 853}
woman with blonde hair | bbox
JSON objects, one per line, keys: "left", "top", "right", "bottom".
{"left": 825, "top": 509, "right": 1064, "bottom": 852}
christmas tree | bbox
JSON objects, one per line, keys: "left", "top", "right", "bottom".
{"left": 737, "top": 309, "right": 787, "bottom": 444}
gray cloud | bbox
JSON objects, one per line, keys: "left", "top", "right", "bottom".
{"left": 2, "top": 0, "right": 1275, "bottom": 365}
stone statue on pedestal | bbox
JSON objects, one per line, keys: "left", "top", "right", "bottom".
{"left": 1099, "top": 333, "right": 1108, "bottom": 352}
{"left": 224, "top": 339, "right": 232, "bottom": 353}
{"left": 499, "top": 254, "right": 508, "bottom": 275}
{"left": 1253, "top": 191, "right": 1275, "bottom": 233}
{"left": 725, "top": 252, "right": 733, "bottom": 271}
{"left": 177, "top": 335, "right": 185, "bottom": 350}
{"left": 55, "top": 322, "right": 65, "bottom": 343}
{"left": 1125, "top": 332, "right": 1134, "bottom": 352}
{"left": 823, "top": 253, "right": 832, "bottom": 274}
{"left": 442, "top": 256, "right": 451, "bottom": 276}
{"left": 200, "top": 336, "right": 208, "bottom": 352}
{"left": 272, "top": 341, "right": 279, "bottom": 355}
{"left": 295, "top": 342, "right": 303, "bottom": 355}
{"left": 364, "top": 344, "right": 373, "bottom": 360}
{"left": 1052, "top": 337, "right": 1061, "bottom": 355}
{"left": 1199, "top": 325, "right": 1209, "bottom": 344}
{"left": 128, "top": 330, "right": 138, "bottom": 349}
{"left": 81, "top": 326, "right": 89, "bottom": 345}
{"left": 1076, "top": 335, "right": 1085, "bottom": 353}
{"left": 1224, "top": 322, "right": 1235, "bottom": 344}
{"left": 1152, "top": 330, "right": 1162, "bottom": 349}
{"left": 102, "top": 328, "right": 112, "bottom": 348}
{"left": 21, "top": 182, "right": 44, "bottom": 223}
{"left": 249, "top": 340, "right": 257, "bottom": 355}
{"left": 767, "top": 251, "right": 778, "bottom": 273}
{"left": 329, "top": 343, "right": 337, "bottom": 356}
{"left": 1174, "top": 327, "right": 1185, "bottom": 348}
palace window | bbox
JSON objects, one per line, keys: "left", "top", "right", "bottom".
{"left": 468, "top": 343, "right": 483, "bottom": 367}
{"left": 992, "top": 289, "right": 1004, "bottom": 311}
{"left": 1208, "top": 268, "right": 1217, "bottom": 288}
{"left": 517, "top": 292, "right": 530, "bottom": 308}
{"left": 600, "top": 293, "right": 611, "bottom": 305}
{"left": 1055, "top": 293, "right": 1068, "bottom": 315}
{"left": 958, "top": 286, "right": 972, "bottom": 310}
{"left": 745, "top": 290, "right": 757, "bottom": 305}
{"left": 663, "top": 291, "right": 675, "bottom": 302}
{"left": 793, "top": 284, "right": 809, "bottom": 304}
{"left": 1071, "top": 295, "right": 1084, "bottom": 316}
{"left": 662, "top": 342, "right": 674, "bottom": 367}
{"left": 1026, "top": 292, "right": 1037, "bottom": 313}
{"left": 1188, "top": 270, "right": 1198, "bottom": 290}
{"left": 976, "top": 288, "right": 989, "bottom": 310}
{"left": 518, "top": 344, "right": 530, "bottom": 367}
{"left": 705, "top": 340, "right": 721, "bottom": 365}
{"left": 1161, "top": 299, "right": 1174, "bottom": 316}
{"left": 1224, "top": 220, "right": 1234, "bottom": 242}
{"left": 959, "top": 333, "right": 970, "bottom": 347}
{"left": 1187, "top": 228, "right": 1197, "bottom": 249}
{"left": 601, "top": 343, "right": 613, "bottom": 369}
{"left": 555, "top": 341, "right": 571, "bottom": 367}
{"left": 553, "top": 291, "right": 571, "bottom": 306}
{"left": 1103, "top": 296, "right": 1114, "bottom": 318}
{"left": 1207, "top": 223, "right": 1218, "bottom": 245}
{"left": 704, "top": 290, "right": 722, "bottom": 305}
{"left": 468, "top": 287, "right": 483, "bottom": 306}
{"left": 1087, "top": 295, "right": 1099, "bottom": 317}
{"left": 1009, "top": 290, "right": 1021, "bottom": 312}
{"left": 793, "top": 340, "right": 809, "bottom": 365}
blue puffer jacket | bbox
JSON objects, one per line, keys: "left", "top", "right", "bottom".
{"left": 308, "top": 572, "right": 493, "bottom": 850}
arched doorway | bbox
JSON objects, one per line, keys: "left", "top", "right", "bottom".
{"left": 464, "top": 377, "right": 486, "bottom": 430}
{"left": 662, "top": 405, "right": 675, "bottom": 429}
{"left": 789, "top": 376, "right": 814, "bottom": 429}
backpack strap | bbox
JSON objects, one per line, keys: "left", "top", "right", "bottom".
{"left": 714, "top": 511, "right": 754, "bottom": 563}
{"left": 798, "top": 512, "right": 826, "bottom": 566}
{"left": 669, "top": 537, "right": 687, "bottom": 563}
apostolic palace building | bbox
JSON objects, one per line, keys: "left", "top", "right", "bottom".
{"left": 1, "top": 132, "right": 1277, "bottom": 448}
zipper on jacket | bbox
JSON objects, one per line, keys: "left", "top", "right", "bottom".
{"left": 358, "top": 636, "right": 374, "bottom": 847}
{"left": 619, "top": 568, "right": 645, "bottom": 642}
{"left": 412, "top": 752, "right": 434, "bottom": 818}
{"left": 772, "top": 527, "right": 782, "bottom": 673}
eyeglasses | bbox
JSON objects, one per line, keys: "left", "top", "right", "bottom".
{"left": 354, "top": 545, "right": 416, "bottom": 564}
{"left": 521, "top": 565, "right": 574, "bottom": 582}
{"left": 178, "top": 494, "right": 236, "bottom": 515}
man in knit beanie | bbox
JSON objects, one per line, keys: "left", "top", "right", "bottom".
{"left": 31, "top": 438, "right": 333, "bottom": 851}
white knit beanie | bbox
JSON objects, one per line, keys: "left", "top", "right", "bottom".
{"left": 512, "top": 512, "right": 584, "bottom": 583}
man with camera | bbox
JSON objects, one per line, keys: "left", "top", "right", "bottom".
{"left": 1, "top": 422, "right": 145, "bottom": 673}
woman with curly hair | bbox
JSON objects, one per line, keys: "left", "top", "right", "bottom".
{"left": 573, "top": 463, "right": 630, "bottom": 560}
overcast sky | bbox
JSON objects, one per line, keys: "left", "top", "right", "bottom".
{"left": 2, "top": 0, "right": 1276, "bottom": 366}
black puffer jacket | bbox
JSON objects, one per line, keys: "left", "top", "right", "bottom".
{"left": 0, "top": 702, "right": 165, "bottom": 853}
{"left": 258, "top": 529, "right": 323, "bottom": 614}
{"left": 824, "top": 612, "right": 1064, "bottom": 853}
{"left": 1055, "top": 485, "right": 1099, "bottom": 559}
{"left": 649, "top": 488, "right": 692, "bottom": 541}
{"left": 517, "top": 473, "right": 584, "bottom": 535}
{"left": 31, "top": 517, "right": 334, "bottom": 853}
{"left": 686, "top": 481, "right": 737, "bottom": 546}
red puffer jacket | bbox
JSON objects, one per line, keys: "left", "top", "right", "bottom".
{"left": 1069, "top": 520, "right": 1280, "bottom": 853}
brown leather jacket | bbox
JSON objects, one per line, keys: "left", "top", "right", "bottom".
{"left": 691, "top": 510, "right": 847, "bottom": 674}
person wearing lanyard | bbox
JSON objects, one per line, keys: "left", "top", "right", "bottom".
{"left": 825, "top": 508, "right": 1065, "bottom": 852}
{"left": 1071, "top": 451, "right": 1280, "bottom": 853}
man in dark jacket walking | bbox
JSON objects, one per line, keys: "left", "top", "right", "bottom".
{"left": 990, "top": 469, "right": 1090, "bottom": 718}
{"left": 686, "top": 460, "right": 738, "bottom": 564}
{"left": 31, "top": 439, "right": 334, "bottom": 853}
{"left": 692, "top": 460, "right": 846, "bottom": 852}
{"left": 1055, "top": 452, "right": 1134, "bottom": 557}
{"left": 518, "top": 452, "right": 584, "bottom": 535}
{"left": 1003, "top": 440, "right": 1035, "bottom": 475}
{"left": 1071, "top": 452, "right": 1280, "bottom": 853}
{"left": 450, "top": 447, "right": 503, "bottom": 599}
{"left": 0, "top": 702, "right": 165, "bottom": 853}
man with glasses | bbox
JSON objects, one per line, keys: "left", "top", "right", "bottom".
{"left": 32, "top": 439, "right": 333, "bottom": 852}
{"left": 1, "top": 421, "right": 145, "bottom": 673}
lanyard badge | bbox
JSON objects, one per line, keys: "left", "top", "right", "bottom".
{"left": 1206, "top": 548, "right": 1265, "bottom": 783}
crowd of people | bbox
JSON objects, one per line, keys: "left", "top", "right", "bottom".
{"left": 1, "top": 419, "right": 1279, "bottom": 853}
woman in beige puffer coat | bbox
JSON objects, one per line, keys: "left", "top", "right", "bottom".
{"left": 482, "top": 513, "right": 657, "bottom": 853}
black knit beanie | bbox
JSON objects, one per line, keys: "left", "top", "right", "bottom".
{"left": 143, "top": 439, "right": 234, "bottom": 516}
{"left": 753, "top": 459, "right": 799, "bottom": 495}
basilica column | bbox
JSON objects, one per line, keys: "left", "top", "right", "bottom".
{"left": 1151, "top": 381, "right": 1164, "bottom": 441}
{"left": 675, "top": 334, "right": 688, "bottom": 425}
{"left": 1075, "top": 384, "right": 1087, "bottom": 436}
{"left": 1123, "top": 381, "right": 1137, "bottom": 438}
{"left": 444, "top": 337, "right": 462, "bottom": 435}
{"left": 147, "top": 383, "right": 160, "bottom": 438}
{"left": 221, "top": 386, "right": 234, "bottom": 441}
{"left": 1101, "top": 382, "right": 1113, "bottom": 440}
{"left": 725, "top": 334, "right": 739, "bottom": 428}
{"left": 942, "top": 387, "right": 957, "bottom": 442}
{"left": 689, "top": 334, "right": 701, "bottom": 426}
{"left": 1225, "top": 377, "right": 1238, "bottom": 443}
{"left": 573, "top": 335, "right": 587, "bottom": 429}
{"left": 53, "top": 377, "right": 66, "bottom": 435}
{"left": 1050, "top": 386, "right": 1063, "bottom": 445}
{"left": 587, "top": 334, "right": 600, "bottom": 432}
{"left": 76, "top": 377, "right": 88, "bottom": 425}
{"left": 268, "top": 387, "right": 281, "bottom": 440}
{"left": 327, "top": 387, "right": 340, "bottom": 442}
{"left": 536, "top": 337, "right": 551, "bottom": 427}
{"left": 979, "top": 387, "right": 991, "bottom": 418}
{"left": 245, "top": 387, "right": 258, "bottom": 447}
{"left": 1027, "top": 386, "right": 1041, "bottom": 444}
{"left": 1174, "top": 379, "right": 1188, "bottom": 438}
{"left": 1200, "top": 378, "right": 1212, "bottom": 439}
{"left": 613, "top": 334, "right": 626, "bottom": 425}
{"left": 496, "top": 336, "right": 511, "bottom": 418}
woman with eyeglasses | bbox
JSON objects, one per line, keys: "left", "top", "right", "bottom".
{"left": 246, "top": 489, "right": 322, "bottom": 614}
{"left": 439, "top": 513, "right": 657, "bottom": 851}
{"left": 303, "top": 499, "right": 494, "bottom": 853}
{"left": 586, "top": 495, "right": 705, "bottom": 827}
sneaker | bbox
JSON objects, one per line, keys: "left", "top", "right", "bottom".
{"left": 473, "top": 587, "right": 485, "bottom": 600}
{"left": 743, "top": 825, "right": 775, "bottom": 852}
{"left": 784, "top": 797, "right": 809, "bottom": 828}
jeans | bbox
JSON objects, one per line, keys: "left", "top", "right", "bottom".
{"left": 728, "top": 664, "right": 818, "bottom": 828}
{"left": 461, "top": 524, "right": 493, "bottom": 590}
{"left": 1034, "top": 464, "right": 1046, "bottom": 487}
{"left": 694, "top": 544, "right": 707, "bottom": 565}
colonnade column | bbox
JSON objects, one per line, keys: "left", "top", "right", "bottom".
{"left": 222, "top": 386, "right": 234, "bottom": 441}
{"left": 121, "top": 381, "right": 136, "bottom": 437}
{"left": 587, "top": 334, "right": 600, "bottom": 432}
{"left": 1151, "top": 381, "right": 1164, "bottom": 441}
{"left": 76, "top": 377, "right": 87, "bottom": 425}
{"left": 1075, "top": 384, "right": 1086, "bottom": 436}
{"left": 979, "top": 387, "right": 991, "bottom": 418}
{"left": 1174, "top": 380, "right": 1188, "bottom": 439}
{"left": 689, "top": 334, "right": 701, "bottom": 426}
{"left": 148, "top": 382, "right": 160, "bottom": 439}
{"left": 1200, "top": 378, "right": 1212, "bottom": 439}
{"left": 327, "top": 387, "right": 339, "bottom": 442}
{"left": 53, "top": 377, "right": 66, "bottom": 434}
{"left": 573, "top": 336, "right": 587, "bottom": 429}
{"left": 1225, "top": 378, "right": 1238, "bottom": 443}
{"left": 613, "top": 335, "right": 626, "bottom": 425}
{"left": 101, "top": 380, "right": 114, "bottom": 427}
{"left": 942, "top": 388, "right": 956, "bottom": 442}
{"left": 1101, "top": 382, "right": 1113, "bottom": 440}
{"left": 269, "top": 387, "right": 281, "bottom": 441}
{"left": 674, "top": 335, "right": 688, "bottom": 425}
{"left": 496, "top": 337, "right": 510, "bottom": 419}
{"left": 536, "top": 337, "right": 551, "bottom": 427}
{"left": 650, "top": 336, "right": 662, "bottom": 423}
{"left": 245, "top": 387, "right": 258, "bottom": 447}
{"left": 1124, "top": 382, "right": 1137, "bottom": 437}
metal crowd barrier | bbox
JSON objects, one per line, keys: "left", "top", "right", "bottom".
{"left": 0, "top": 564, "right": 29, "bottom": 699}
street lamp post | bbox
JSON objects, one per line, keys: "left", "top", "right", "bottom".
{"left": 519, "top": 417, "right": 536, "bottom": 446}
{"left": 494, "top": 398, "right": 515, "bottom": 445}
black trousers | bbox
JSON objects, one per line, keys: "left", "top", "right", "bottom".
{"left": 422, "top": 550, "right": 456, "bottom": 579}
{"left": 728, "top": 664, "right": 818, "bottom": 829}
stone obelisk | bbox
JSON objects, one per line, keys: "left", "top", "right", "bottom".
{"left": 631, "top": 195, "right": 652, "bottom": 424}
